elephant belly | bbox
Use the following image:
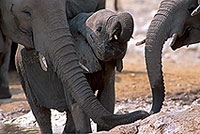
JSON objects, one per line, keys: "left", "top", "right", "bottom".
{"left": 21, "top": 49, "right": 67, "bottom": 111}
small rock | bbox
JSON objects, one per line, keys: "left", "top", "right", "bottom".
{"left": 131, "top": 73, "right": 136, "bottom": 77}
{"left": 132, "top": 85, "right": 136, "bottom": 88}
{"left": 138, "top": 105, "right": 200, "bottom": 133}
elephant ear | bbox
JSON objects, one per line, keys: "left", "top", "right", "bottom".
{"left": 69, "top": 13, "right": 102, "bottom": 73}
{"left": 74, "top": 35, "right": 102, "bottom": 73}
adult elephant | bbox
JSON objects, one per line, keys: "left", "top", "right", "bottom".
{"left": 0, "top": 0, "right": 149, "bottom": 133}
{"left": 144, "top": 0, "right": 200, "bottom": 114}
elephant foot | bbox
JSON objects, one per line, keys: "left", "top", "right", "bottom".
{"left": 0, "top": 87, "right": 11, "bottom": 99}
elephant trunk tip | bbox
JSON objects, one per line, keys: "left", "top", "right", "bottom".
{"left": 150, "top": 79, "right": 165, "bottom": 114}
{"left": 114, "top": 12, "right": 134, "bottom": 43}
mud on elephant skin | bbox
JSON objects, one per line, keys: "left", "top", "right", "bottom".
{"left": 144, "top": 0, "right": 200, "bottom": 114}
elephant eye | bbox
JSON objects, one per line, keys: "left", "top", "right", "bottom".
{"left": 22, "top": 9, "right": 31, "bottom": 18}
{"left": 96, "top": 26, "right": 102, "bottom": 32}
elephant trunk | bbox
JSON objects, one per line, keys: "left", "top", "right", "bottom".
{"left": 36, "top": 3, "right": 148, "bottom": 129}
{"left": 39, "top": 8, "right": 111, "bottom": 125}
{"left": 47, "top": 18, "right": 147, "bottom": 130}
{"left": 145, "top": 0, "right": 177, "bottom": 114}
{"left": 112, "top": 12, "right": 134, "bottom": 43}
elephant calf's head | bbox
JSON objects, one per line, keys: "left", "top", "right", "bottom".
{"left": 85, "top": 9, "right": 134, "bottom": 62}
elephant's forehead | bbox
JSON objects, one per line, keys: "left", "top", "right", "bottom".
{"left": 66, "top": 0, "right": 101, "bottom": 19}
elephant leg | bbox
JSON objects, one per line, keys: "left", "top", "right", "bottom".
{"left": 9, "top": 42, "right": 18, "bottom": 71}
{"left": 114, "top": 0, "right": 118, "bottom": 11}
{"left": 64, "top": 90, "right": 91, "bottom": 133}
{"left": 0, "top": 39, "right": 12, "bottom": 99}
{"left": 29, "top": 100, "right": 52, "bottom": 134}
{"left": 71, "top": 102, "right": 91, "bottom": 133}
{"left": 63, "top": 112, "right": 76, "bottom": 134}
{"left": 97, "top": 63, "right": 115, "bottom": 131}
{"left": 15, "top": 46, "right": 52, "bottom": 134}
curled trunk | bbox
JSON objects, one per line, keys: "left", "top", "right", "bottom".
{"left": 113, "top": 12, "right": 134, "bottom": 43}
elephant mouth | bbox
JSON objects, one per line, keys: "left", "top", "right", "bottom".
{"left": 170, "top": 26, "right": 191, "bottom": 50}
{"left": 102, "top": 40, "right": 127, "bottom": 61}
{"left": 102, "top": 30, "right": 127, "bottom": 61}
{"left": 171, "top": 26, "right": 200, "bottom": 50}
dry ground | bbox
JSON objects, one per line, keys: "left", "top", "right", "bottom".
{"left": 0, "top": 0, "right": 200, "bottom": 132}
{"left": 0, "top": 53, "right": 200, "bottom": 120}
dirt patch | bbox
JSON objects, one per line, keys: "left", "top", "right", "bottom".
{"left": 116, "top": 53, "right": 200, "bottom": 100}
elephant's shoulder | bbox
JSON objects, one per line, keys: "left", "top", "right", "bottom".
{"left": 74, "top": 36, "right": 102, "bottom": 73}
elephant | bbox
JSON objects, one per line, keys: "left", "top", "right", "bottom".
{"left": 114, "top": 0, "right": 119, "bottom": 11}
{"left": 0, "top": 0, "right": 105, "bottom": 100}
{"left": 143, "top": 0, "right": 200, "bottom": 114}
{"left": 15, "top": 9, "right": 148, "bottom": 133}
{"left": 0, "top": 40, "right": 17, "bottom": 99}
{"left": 0, "top": 32, "right": 12, "bottom": 99}
{"left": 0, "top": 0, "right": 150, "bottom": 133}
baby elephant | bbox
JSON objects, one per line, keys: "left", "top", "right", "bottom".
{"left": 68, "top": 9, "right": 133, "bottom": 132}
{"left": 16, "top": 9, "right": 146, "bottom": 134}
{"left": 70, "top": 9, "right": 133, "bottom": 73}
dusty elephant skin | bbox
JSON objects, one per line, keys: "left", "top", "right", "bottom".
{"left": 0, "top": 0, "right": 149, "bottom": 133}
{"left": 144, "top": 0, "right": 200, "bottom": 114}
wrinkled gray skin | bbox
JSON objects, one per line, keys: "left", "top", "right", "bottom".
{"left": 145, "top": 0, "right": 200, "bottom": 114}
{"left": 15, "top": 9, "right": 149, "bottom": 133}
{"left": 0, "top": 0, "right": 149, "bottom": 133}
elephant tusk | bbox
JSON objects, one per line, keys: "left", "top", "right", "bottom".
{"left": 191, "top": 5, "right": 200, "bottom": 16}
{"left": 135, "top": 39, "right": 146, "bottom": 46}
{"left": 169, "top": 33, "right": 178, "bottom": 47}
{"left": 39, "top": 53, "right": 48, "bottom": 72}
{"left": 114, "top": 34, "right": 118, "bottom": 40}
{"left": 79, "top": 62, "right": 89, "bottom": 73}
